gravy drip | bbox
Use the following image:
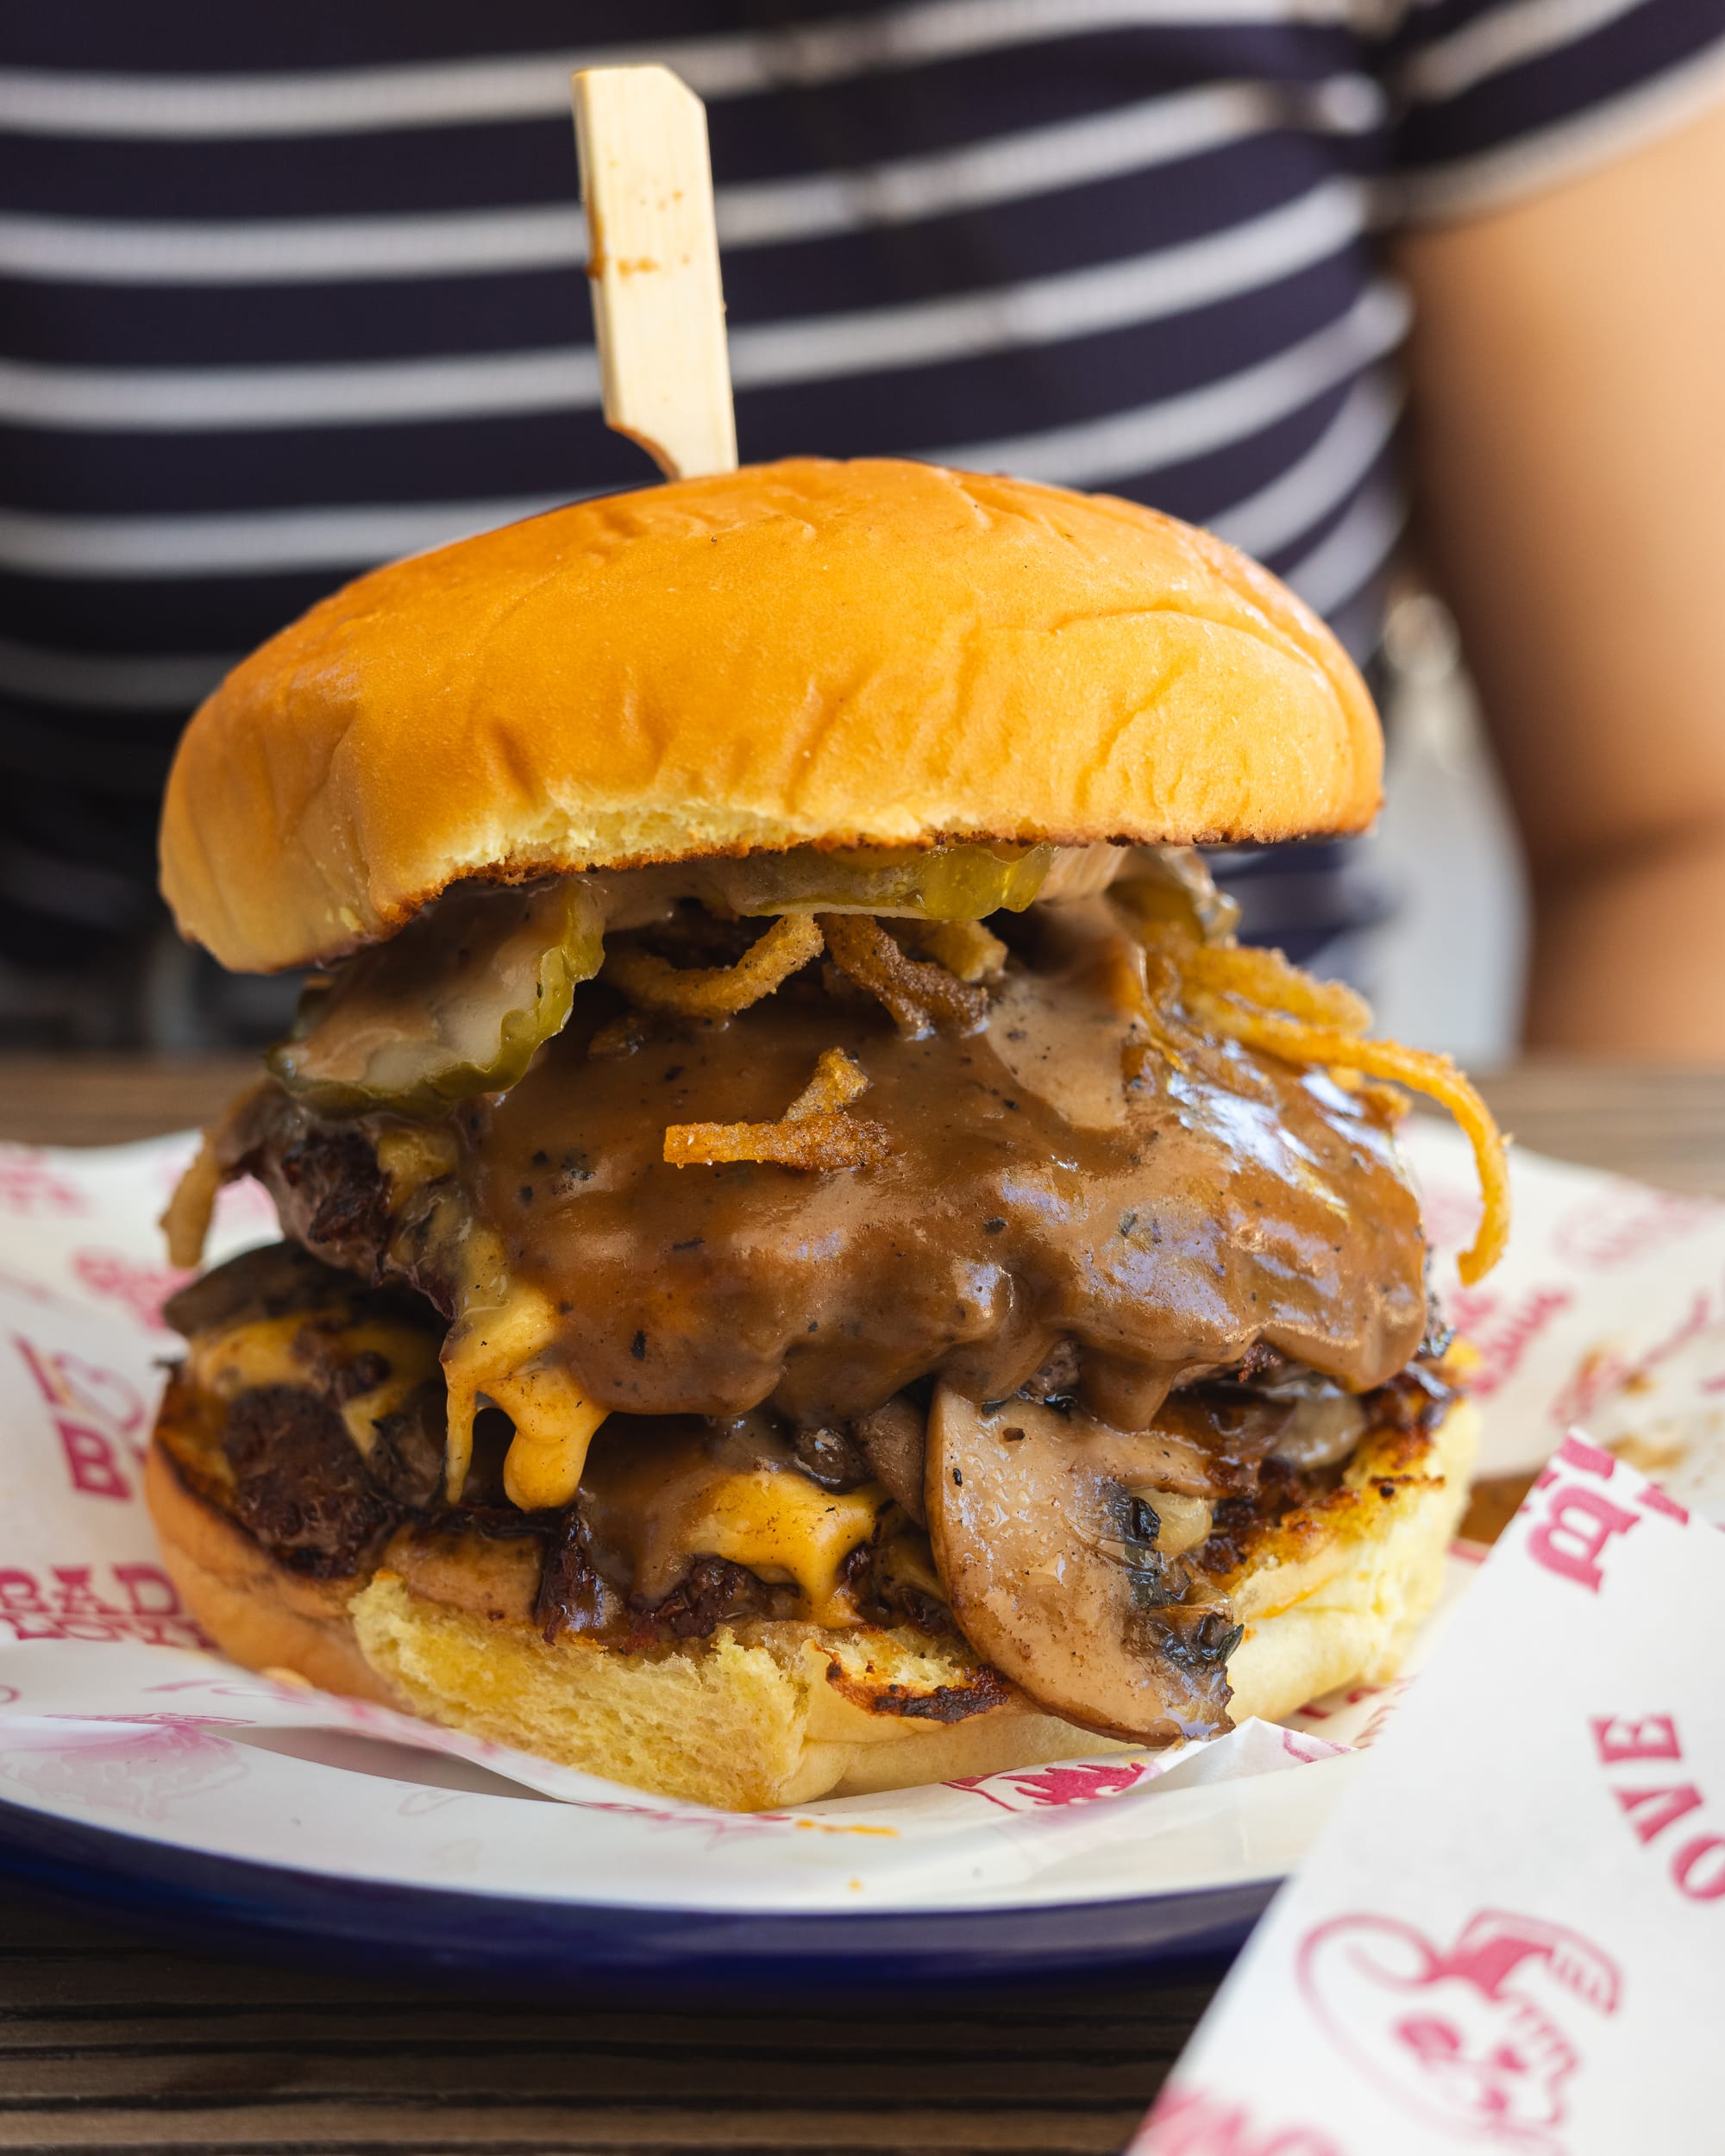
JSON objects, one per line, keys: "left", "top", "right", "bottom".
{"left": 466, "top": 900, "right": 1426, "bottom": 1428}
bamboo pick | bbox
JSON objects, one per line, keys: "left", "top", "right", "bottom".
{"left": 570, "top": 65, "right": 737, "bottom": 481}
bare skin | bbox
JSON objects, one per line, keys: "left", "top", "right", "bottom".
{"left": 1396, "top": 98, "right": 1725, "bottom": 1058}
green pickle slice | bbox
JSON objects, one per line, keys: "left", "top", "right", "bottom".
{"left": 712, "top": 840, "right": 1057, "bottom": 920}
{"left": 270, "top": 878, "right": 605, "bottom": 1117}
{"left": 269, "top": 843, "right": 1081, "bottom": 1116}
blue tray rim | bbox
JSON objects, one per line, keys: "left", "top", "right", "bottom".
{"left": 0, "top": 1791, "right": 1272, "bottom": 1996}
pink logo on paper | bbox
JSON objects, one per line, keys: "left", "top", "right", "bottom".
{"left": 14, "top": 1335, "right": 153, "bottom": 1502}
{"left": 946, "top": 1758, "right": 1149, "bottom": 1809}
{"left": 1297, "top": 1908, "right": 1620, "bottom": 2150}
{"left": 0, "top": 1720, "right": 248, "bottom": 1821}
{"left": 1441, "top": 1283, "right": 1575, "bottom": 1400}
{"left": 1551, "top": 1185, "right": 1716, "bottom": 1271}
{"left": 1135, "top": 2083, "right": 1344, "bottom": 2154}
{"left": 0, "top": 1148, "right": 88, "bottom": 1216}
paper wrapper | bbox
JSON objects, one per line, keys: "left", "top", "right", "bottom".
{"left": 0, "top": 1119, "right": 1718, "bottom": 1911}
{"left": 1406, "top": 1119, "right": 1725, "bottom": 1506}
{"left": 1134, "top": 1432, "right": 1725, "bottom": 2153}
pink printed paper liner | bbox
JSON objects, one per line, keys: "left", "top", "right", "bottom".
{"left": 1134, "top": 1432, "right": 1725, "bottom": 2153}
{"left": 0, "top": 1127, "right": 1719, "bottom": 1933}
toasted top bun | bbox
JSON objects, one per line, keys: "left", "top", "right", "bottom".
{"left": 160, "top": 456, "right": 1382, "bottom": 973}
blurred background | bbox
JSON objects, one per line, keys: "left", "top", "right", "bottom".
{"left": 1358, "top": 588, "right": 1527, "bottom": 1065}
{"left": 0, "top": 5, "right": 1719, "bottom": 1063}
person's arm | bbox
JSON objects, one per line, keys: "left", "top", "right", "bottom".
{"left": 1394, "top": 98, "right": 1725, "bottom": 1059}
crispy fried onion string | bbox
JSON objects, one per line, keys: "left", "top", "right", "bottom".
{"left": 605, "top": 913, "right": 823, "bottom": 1017}
{"left": 1329, "top": 1069, "right": 1414, "bottom": 1124}
{"left": 1118, "top": 940, "right": 1189, "bottom": 1081}
{"left": 784, "top": 1044, "right": 873, "bottom": 1119}
{"left": 1175, "top": 937, "right": 1371, "bottom": 1035}
{"left": 161, "top": 1130, "right": 222, "bottom": 1269}
{"left": 1130, "top": 924, "right": 1509, "bottom": 1284}
{"left": 160, "top": 1079, "right": 273, "bottom": 1268}
{"left": 818, "top": 913, "right": 988, "bottom": 1037}
{"left": 1190, "top": 997, "right": 1509, "bottom": 1283}
{"left": 912, "top": 918, "right": 1008, "bottom": 984}
{"left": 664, "top": 1048, "right": 888, "bottom": 1170}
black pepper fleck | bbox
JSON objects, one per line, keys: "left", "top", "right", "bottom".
{"left": 671, "top": 1236, "right": 704, "bottom": 1251}
{"left": 983, "top": 1217, "right": 1006, "bottom": 1234}
{"left": 952, "top": 1468, "right": 963, "bottom": 1486}
{"left": 630, "top": 1331, "right": 647, "bottom": 1361}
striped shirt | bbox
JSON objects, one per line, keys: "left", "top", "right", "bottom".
{"left": 3, "top": 1, "right": 1722, "bottom": 1043}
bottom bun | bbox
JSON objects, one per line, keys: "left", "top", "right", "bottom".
{"left": 1223, "top": 1398, "right": 1477, "bottom": 1720}
{"left": 146, "top": 1384, "right": 1477, "bottom": 1811}
{"left": 352, "top": 1570, "right": 1137, "bottom": 1808}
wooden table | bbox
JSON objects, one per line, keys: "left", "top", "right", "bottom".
{"left": 0, "top": 1056, "right": 1719, "bottom": 2154}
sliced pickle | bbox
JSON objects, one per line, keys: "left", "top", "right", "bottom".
{"left": 267, "top": 842, "right": 1120, "bottom": 1118}
{"left": 589, "top": 842, "right": 1124, "bottom": 932}
{"left": 269, "top": 877, "right": 604, "bottom": 1117}
{"left": 710, "top": 839, "right": 1058, "bottom": 920}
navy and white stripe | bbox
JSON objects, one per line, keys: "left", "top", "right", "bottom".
{"left": 0, "top": 0, "right": 1720, "bottom": 1025}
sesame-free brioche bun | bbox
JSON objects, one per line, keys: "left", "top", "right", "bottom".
{"left": 146, "top": 1376, "right": 1473, "bottom": 1813}
{"left": 160, "top": 458, "right": 1383, "bottom": 975}
{"left": 141, "top": 1420, "right": 1134, "bottom": 1810}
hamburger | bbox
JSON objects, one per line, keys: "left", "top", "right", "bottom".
{"left": 149, "top": 458, "right": 1506, "bottom": 1811}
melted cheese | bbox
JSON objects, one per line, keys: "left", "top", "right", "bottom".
{"left": 374, "top": 1122, "right": 461, "bottom": 1206}
{"left": 185, "top": 1309, "right": 441, "bottom": 1456}
{"left": 678, "top": 1471, "right": 881, "bottom": 1621}
{"left": 580, "top": 1425, "right": 888, "bottom": 1623}
{"left": 440, "top": 1225, "right": 606, "bottom": 1507}
{"left": 446, "top": 1226, "right": 881, "bottom": 1588}
{"left": 495, "top": 1369, "right": 609, "bottom": 1510}
{"left": 186, "top": 1278, "right": 882, "bottom": 1616}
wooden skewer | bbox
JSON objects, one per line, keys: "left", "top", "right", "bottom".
{"left": 571, "top": 65, "right": 737, "bottom": 482}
